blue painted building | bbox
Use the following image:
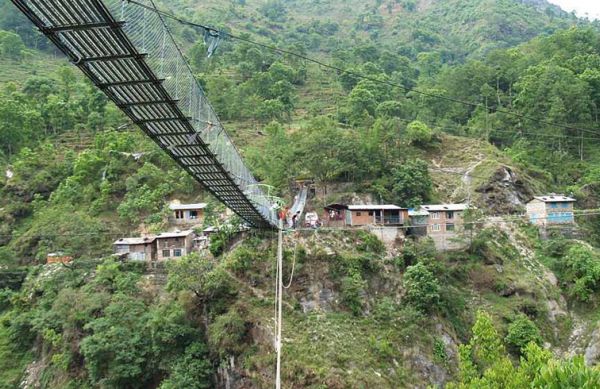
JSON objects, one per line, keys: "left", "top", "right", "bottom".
{"left": 526, "top": 195, "right": 576, "bottom": 226}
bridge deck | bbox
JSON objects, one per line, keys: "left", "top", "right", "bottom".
{"left": 12, "top": 0, "right": 277, "bottom": 228}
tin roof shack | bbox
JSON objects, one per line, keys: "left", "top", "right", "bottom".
{"left": 323, "top": 204, "right": 348, "bottom": 227}
{"left": 113, "top": 236, "right": 157, "bottom": 262}
{"left": 526, "top": 195, "right": 576, "bottom": 226}
{"left": 408, "top": 209, "right": 429, "bottom": 237}
{"left": 156, "top": 230, "right": 194, "bottom": 261}
{"left": 46, "top": 252, "right": 73, "bottom": 264}
{"left": 347, "top": 205, "right": 409, "bottom": 227}
{"left": 169, "top": 203, "right": 207, "bottom": 226}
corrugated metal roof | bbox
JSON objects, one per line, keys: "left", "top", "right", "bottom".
{"left": 533, "top": 195, "right": 575, "bottom": 203}
{"left": 348, "top": 205, "right": 406, "bottom": 210}
{"left": 156, "top": 230, "right": 194, "bottom": 239}
{"left": 113, "top": 236, "right": 156, "bottom": 245}
{"left": 420, "top": 204, "right": 469, "bottom": 212}
{"left": 169, "top": 203, "right": 208, "bottom": 210}
{"left": 409, "top": 210, "right": 430, "bottom": 216}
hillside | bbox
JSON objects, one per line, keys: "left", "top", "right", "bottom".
{"left": 2, "top": 0, "right": 600, "bottom": 387}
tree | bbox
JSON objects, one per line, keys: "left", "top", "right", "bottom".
{"left": 80, "top": 295, "right": 154, "bottom": 387}
{"left": 403, "top": 262, "right": 440, "bottom": 312}
{"left": 562, "top": 244, "right": 600, "bottom": 302}
{"left": 297, "top": 117, "right": 359, "bottom": 188}
{"left": 159, "top": 342, "right": 213, "bottom": 389}
{"left": 166, "top": 253, "right": 234, "bottom": 304}
{"left": 390, "top": 159, "right": 432, "bottom": 206}
{"left": 449, "top": 312, "right": 600, "bottom": 388}
{"left": 405, "top": 120, "right": 433, "bottom": 146}
{"left": 0, "top": 31, "right": 25, "bottom": 60}
{"left": 505, "top": 314, "right": 542, "bottom": 354}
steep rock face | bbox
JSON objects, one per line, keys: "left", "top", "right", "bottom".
{"left": 475, "top": 166, "right": 535, "bottom": 214}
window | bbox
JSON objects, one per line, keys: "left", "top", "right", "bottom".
{"left": 561, "top": 202, "right": 568, "bottom": 208}
{"left": 431, "top": 224, "right": 441, "bottom": 231}
{"left": 431, "top": 212, "right": 440, "bottom": 219}
{"left": 189, "top": 210, "right": 198, "bottom": 219}
{"left": 174, "top": 249, "right": 182, "bottom": 257}
{"left": 162, "top": 249, "right": 170, "bottom": 258}
{"left": 446, "top": 223, "right": 455, "bottom": 232}
{"left": 175, "top": 210, "right": 184, "bottom": 219}
{"left": 368, "top": 211, "right": 373, "bottom": 216}
{"left": 446, "top": 211, "right": 454, "bottom": 219}
{"left": 549, "top": 202, "right": 558, "bottom": 208}
{"left": 356, "top": 212, "right": 362, "bottom": 216}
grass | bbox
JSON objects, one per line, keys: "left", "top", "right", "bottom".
{"left": 0, "top": 52, "right": 66, "bottom": 85}
{"left": 0, "top": 315, "right": 32, "bottom": 389}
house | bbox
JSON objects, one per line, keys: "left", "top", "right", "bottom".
{"left": 408, "top": 209, "right": 429, "bottom": 237}
{"left": 323, "top": 203, "right": 348, "bottom": 227}
{"left": 46, "top": 252, "right": 73, "bottom": 264}
{"left": 155, "top": 230, "right": 194, "bottom": 260}
{"left": 346, "top": 205, "right": 409, "bottom": 226}
{"left": 113, "top": 236, "right": 157, "bottom": 261}
{"left": 169, "top": 203, "right": 207, "bottom": 225}
{"left": 418, "top": 204, "right": 471, "bottom": 251}
{"left": 526, "top": 195, "right": 576, "bottom": 226}
{"left": 420, "top": 204, "right": 469, "bottom": 235}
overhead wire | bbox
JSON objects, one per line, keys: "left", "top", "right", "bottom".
{"left": 125, "top": 0, "right": 600, "bottom": 137}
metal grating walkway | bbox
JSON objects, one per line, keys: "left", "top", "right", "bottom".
{"left": 12, "top": 0, "right": 278, "bottom": 228}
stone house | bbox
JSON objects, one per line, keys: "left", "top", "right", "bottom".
{"left": 526, "top": 195, "right": 575, "bottom": 226}
{"left": 155, "top": 230, "right": 194, "bottom": 260}
{"left": 113, "top": 236, "right": 157, "bottom": 261}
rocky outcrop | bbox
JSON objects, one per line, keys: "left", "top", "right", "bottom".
{"left": 476, "top": 166, "right": 535, "bottom": 215}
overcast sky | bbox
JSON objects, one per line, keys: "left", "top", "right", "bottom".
{"left": 547, "top": 0, "right": 600, "bottom": 20}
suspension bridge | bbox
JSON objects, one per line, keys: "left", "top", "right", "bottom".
{"left": 12, "top": 0, "right": 279, "bottom": 228}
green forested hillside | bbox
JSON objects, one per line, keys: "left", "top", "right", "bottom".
{"left": 2, "top": 0, "right": 600, "bottom": 387}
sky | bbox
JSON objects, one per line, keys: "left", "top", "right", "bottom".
{"left": 547, "top": 0, "right": 600, "bottom": 20}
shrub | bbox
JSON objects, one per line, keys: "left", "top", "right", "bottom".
{"left": 355, "top": 230, "right": 385, "bottom": 255}
{"left": 403, "top": 262, "right": 440, "bottom": 312}
{"left": 207, "top": 308, "right": 249, "bottom": 358}
{"left": 505, "top": 314, "right": 542, "bottom": 354}
{"left": 340, "top": 271, "right": 366, "bottom": 316}
{"left": 405, "top": 120, "right": 433, "bottom": 146}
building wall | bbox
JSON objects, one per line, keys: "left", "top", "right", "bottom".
{"left": 526, "top": 200, "right": 547, "bottom": 226}
{"left": 427, "top": 210, "right": 464, "bottom": 234}
{"left": 349, "top": 210, "right": 375, "bottom": 226}
{"left": 545, "top": 202, "right": 574, "bottom": 224}
{"left": 349, "top": 210, "right": 409, "bottom": 226}
{"left": 156, "top": 235, "right": 193, "bottom": 260}
{"left": 172, "top": 209, "right": 204, "bottom": 225}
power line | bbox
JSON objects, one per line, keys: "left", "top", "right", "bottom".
{"left": 125, "top": 0, "right": 600, "bottom": 137}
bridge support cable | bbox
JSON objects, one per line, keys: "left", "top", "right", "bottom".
{"left": 11, "top": 0, "right": 277, "bottom": 228}
{"left": 275, "top": 219, "right": 284, "bottom": 389}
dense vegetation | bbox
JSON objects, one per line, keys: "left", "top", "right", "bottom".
{"left": 1, "top": 0, "right": 600, "bottom": 387}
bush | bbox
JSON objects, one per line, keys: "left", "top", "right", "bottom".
{"left": 340, "top": 271, "right": 366, "bottom": 316}
{"left": 505, "top": 314, "right": 542, "bottom": 354}
{"left": 405, "top": 120, "right": 433, "bottom": 146}
{"left": 207, "top": 308, "right": 249, "bottom": 358}
{"left": 160, "top": 342, "right": 213, "bottom": 389}
{"left": 403, "top": 262, "right": 440, "bottom": 312}
{"left": 355, "top": 231, "right": 385, "bottom": 255}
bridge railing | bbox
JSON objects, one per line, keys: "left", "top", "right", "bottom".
{"left": 105, "top": 0, "right": 277, "bottom": 226}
